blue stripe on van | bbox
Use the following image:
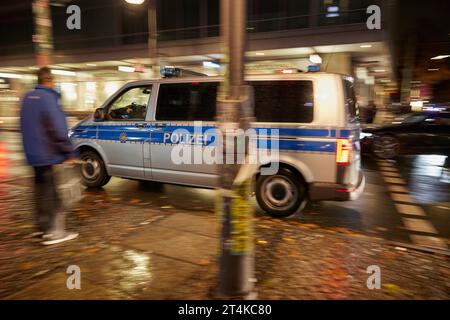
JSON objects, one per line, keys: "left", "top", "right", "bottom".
{"left": 71, "top": 125, "right": 97, "bottom": 139}
{"left": 255, "top": 128, "right": 336, "bottom": 138}
{"left": 96, "top": 125, "right": 147, "bottom": 131}
{"left": 257, "top": 139, "right": 336, "bottom": 153}
{"left": 74, "top": 124, "right": 352, "bottom": 152}
{"left": 75, "top": 125, "right": 98, "bottom": 131}
{"left": 339, "top": 130, "right": 352, "bottom": 138}
{"left": 97, "top": 129, "right": 150, "bottom": 143}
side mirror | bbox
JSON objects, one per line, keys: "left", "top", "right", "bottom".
{"left": 94, "top": 108, "right": 105, "bottom": 122}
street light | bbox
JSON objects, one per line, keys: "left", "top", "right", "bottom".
{"left": 125, "top": 0, "right": 145, "bottom": 4}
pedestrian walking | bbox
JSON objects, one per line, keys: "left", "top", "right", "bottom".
{"left": 20, "top": 67, "right": 79, "bottom": 245}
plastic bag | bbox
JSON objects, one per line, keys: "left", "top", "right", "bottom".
{"left": 54, "top": 162, "right": 84, "bottom": 209}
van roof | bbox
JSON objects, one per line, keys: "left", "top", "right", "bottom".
{"left": 123, "top": 72, "right": 350, "bottom": 86}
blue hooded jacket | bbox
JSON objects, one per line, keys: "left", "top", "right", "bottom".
{"left": 20, "top": 85, "right": 74, "bottom": 167}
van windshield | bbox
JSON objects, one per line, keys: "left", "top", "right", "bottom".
{"left": 343, "top": 79, "right": 359, "bottom": 123}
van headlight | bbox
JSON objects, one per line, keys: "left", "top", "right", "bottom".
{"left": 360, "top": 132, "right": 373, "bottom": 139}
{"left": 68, "top": 129, "right": 74, "bottom": 138}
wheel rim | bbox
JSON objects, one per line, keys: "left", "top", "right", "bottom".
{"left": 81, "top": 157, "right": 101, "bottom": 180}
{"left": 373, "top": 136, "right": 399, "bottom": 159}
{"left": 261, "top": 175, "right": 298, "bottom": 211}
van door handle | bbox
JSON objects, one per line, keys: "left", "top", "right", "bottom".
{"left": 135, "top": 123, "right": 146, "bottom": 128}
{"left": 154, "top": 123, "right": 167, "bottom": 128}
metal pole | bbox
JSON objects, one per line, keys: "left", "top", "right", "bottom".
{"left": 32, "top": 0, "right": 54, "bottom": 67}
{"left": 217, "top": 0, "right": 255, "bottom": 299}
{"left": 147, "top": 0, "right": 159, "bottom": 77}
{"left": 229, "top": 0, "right": 246, "bottom": 99}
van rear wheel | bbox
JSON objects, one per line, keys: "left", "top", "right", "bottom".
{"left": 256, "top": 168, "right": 307, "bottom": 218}
{"left": 80, "top": 150, "right": 111, "bottom": 188}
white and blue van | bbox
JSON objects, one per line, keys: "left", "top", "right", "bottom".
{"left": 70, "top": 73, "right": 365, "bottom": 218}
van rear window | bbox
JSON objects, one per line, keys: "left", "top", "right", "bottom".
{"left": 343, "top": 79, "right": 359, "bottom": 123}
{"left": 250, "top": 80, "right": 314, "bottom": 123}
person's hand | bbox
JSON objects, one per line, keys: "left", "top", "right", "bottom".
{"left": 63, "top": 158, "right": 83, "bottom": 166}
{"left": 63, "top": 158, "right": 75, "bottom": 164}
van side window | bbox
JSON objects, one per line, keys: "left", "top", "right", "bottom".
{"left": 106, "top": 86, "right": 152, "bottom": 121}
{"left": 156, "top": 82, "right": 218, "bottom": 121}
{"left": 251, "top": 80, "right": 314, "bottom": 123}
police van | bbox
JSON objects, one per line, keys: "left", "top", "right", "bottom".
{"left": 69, "top": 73, "right": 365, "bottom": 218}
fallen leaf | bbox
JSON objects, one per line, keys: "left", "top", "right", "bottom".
{"left": 198, "top": 259, "right": 210, "bottom": 266}
{"left": 86, "top": 248, "right": 100, "bottom": 254}
{"left": 62, "top": 251, "right": 75, "bottom": 257}
{"left": 287, "top": 251, "right": 300, "bottom": 257}
{"left": 383, "top": 283, "right": 401, "bottom": 293}
{"left": 20, "top": 262, "right": 34, "bottom": 270}
{"left": 301, "top": 223, "right": 319, "bottom": 229}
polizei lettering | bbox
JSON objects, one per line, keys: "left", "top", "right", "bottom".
{"left": 163, "top": 132, "right": 210, "bottom": 146}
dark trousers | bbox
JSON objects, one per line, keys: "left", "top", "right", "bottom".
{"left": 33, "top": 165, "right": 64, "bottom": 234}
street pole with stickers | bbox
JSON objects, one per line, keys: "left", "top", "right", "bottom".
{"left": 216, "top": 0, "right": 256, "bottom": 298}
{"left": 32, "top": 0, "right": 54, "bottom": 67}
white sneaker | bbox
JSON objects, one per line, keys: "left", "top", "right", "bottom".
{"left": 31, "top": 232, "right": 44, "bottom": 238}
{"left": 42, "top": 232, "right": 79, "bottom": 245}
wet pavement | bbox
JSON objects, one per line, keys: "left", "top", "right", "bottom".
{"left": 0, "top": 131, "right": 449, "bottom": 299}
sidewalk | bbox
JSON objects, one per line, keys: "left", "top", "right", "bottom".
{"left": 1, "top": 180, "right": 448, "bottom": 300}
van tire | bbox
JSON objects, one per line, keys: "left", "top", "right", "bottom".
{"left": 79, "top": 150, "right": 111, "bottom": 188}
{"left": 256, "top": 168, "right": 307, "bottom": 218}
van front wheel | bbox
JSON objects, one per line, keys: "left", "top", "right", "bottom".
{"left": 256, "top": 168, "right": 307, "bottom": 218}
{"left": 79, "top": 150, "right": 111, "bottom": 188}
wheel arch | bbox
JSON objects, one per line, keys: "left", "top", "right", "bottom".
{"left": 256, "top": 154, "right": 314, "bottom": 184}
{"left": 76, "top": 143, "right": 110, "bottom": 175}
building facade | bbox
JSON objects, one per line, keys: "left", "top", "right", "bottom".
{"left": 0, "top": 0, "right": 396, "bottom": 116}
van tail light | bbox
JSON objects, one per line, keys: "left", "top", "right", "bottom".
{"left": 336, "top": 139, "right": 352, "bottom": 165}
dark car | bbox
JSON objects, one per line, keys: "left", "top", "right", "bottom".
{"left": 361, "top": 112, "right": 450, "bottom": 159}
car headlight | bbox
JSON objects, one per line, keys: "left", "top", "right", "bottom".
{"left": 360, "top": 132, "right": 373, "bottom": 139}
{"left": 68, "top": 129, "right": 74, "bottom": 138}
